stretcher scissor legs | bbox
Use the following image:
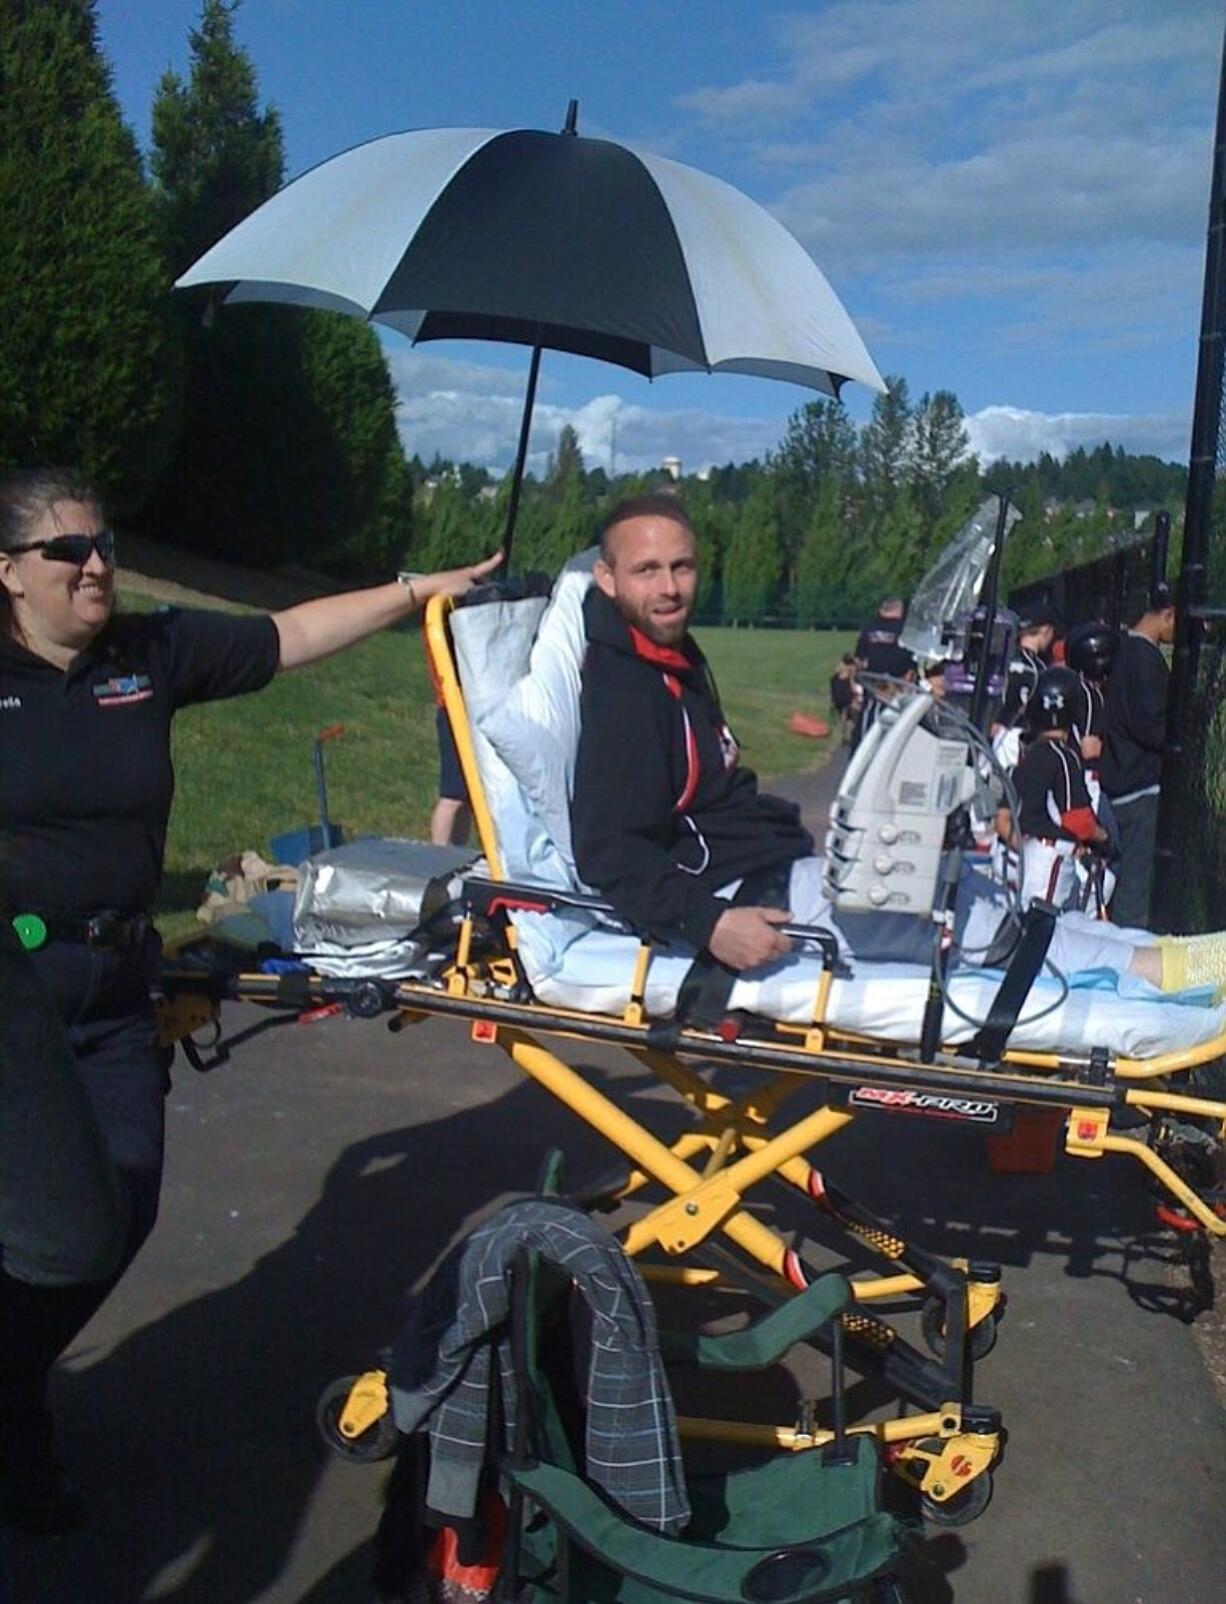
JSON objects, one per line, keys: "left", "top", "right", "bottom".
{"left": 615, "top": 1046, "right": 1005, "bottom": 1359}
{"left": 318, "top": 1130, "right": 1005, "bottom": 1528}
{"left": 483, "top": 1025, "right": 1004, "bottom": 1514}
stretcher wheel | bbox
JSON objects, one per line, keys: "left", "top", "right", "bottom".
{"left": 920, "top": 1298, "right": 998, "bottom": 1361}
{"left": 316, "top": 1375, "right": 399, "bottom": 1463}
{"left": 920, "top": 1470, "right": 992, "bottom": 1527}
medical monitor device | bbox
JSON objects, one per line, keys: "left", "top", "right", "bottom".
{"left": 941, "top": 606, "right": 1019, "bottom": 700}
{"left": 824, "top": 690, "right": 978, "bottom": 917}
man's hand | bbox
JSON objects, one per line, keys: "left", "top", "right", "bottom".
{"left": 707, "top": 907, "right": 793, "bottom": 971}
{"left": 1080, "top": 733, "right": 1103, "bottom": 762}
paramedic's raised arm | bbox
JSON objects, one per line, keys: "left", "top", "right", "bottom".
{"left": 272, "top": 553, "right": 502, "bottom": 671}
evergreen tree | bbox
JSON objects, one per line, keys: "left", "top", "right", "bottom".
{"left": 0, "top": 0, "right": 173, "bottom": 506}
{"left": 410, "top": 477, "right": 476, "bottom": 572}
{"left": 769, "top": 397, "right": 858, "bottom": 571}
{"left": 548, "top": 423, "right": 585, "bottom": 488}
{"left": 867, "top": 487, "right": 926, "bottom": 593}
{"left": 684, "top": 479, "right": 733, "bottom": 618}
{"left": 773, "top": 398, "right": 859, "bottom": 495}
{"left": 146, "top": 0, "right": 410, "bottom": 572}
{"left": 859, "top": 376, "right": 914, "bottom": 516}
{"left": 722, "top": 483, "right": 780, "bottom": 623}
{"left": 793, "top": 477, "right": 849, "bottom": 626}
{"left": 150, "top": 0, "right": 282, "bottom": 278}
{"left": 911, "top": 390, "right": 969, "bottom": 530}
{"left": 513, "top": 474, "right": 588, "bottom": 577}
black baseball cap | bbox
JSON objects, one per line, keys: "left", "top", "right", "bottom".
{"left": 1018, "top": 598, "right": 1060, "bottom": 630}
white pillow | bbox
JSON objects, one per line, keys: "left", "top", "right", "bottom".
{"left": 450, "top": 594, "right": 573, "bottom": 886}
{"left": 477, "top": 549, "right": 597, "bottom": 886}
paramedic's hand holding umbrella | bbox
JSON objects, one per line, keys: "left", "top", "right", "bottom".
{"left": 174, "top": 101, "right": 885, "bottom": 562}
{"left": 271, "top": 550, "right": 502, "bottom": 669}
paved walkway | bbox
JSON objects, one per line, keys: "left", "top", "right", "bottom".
{"left": 7, "top": 751, "right": 1226, "bottom": 1602}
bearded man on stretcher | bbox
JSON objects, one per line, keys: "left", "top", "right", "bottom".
{"left": 569, "top": 495, "right": 1223, "bottom": 1001}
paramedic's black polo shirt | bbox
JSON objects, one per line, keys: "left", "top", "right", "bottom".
{"left": 0, "top": 609, "right": 280, "bottom": 918}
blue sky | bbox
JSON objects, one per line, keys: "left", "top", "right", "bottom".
{"left": 97, "top": 0, "right": 1223, "bottom": 476}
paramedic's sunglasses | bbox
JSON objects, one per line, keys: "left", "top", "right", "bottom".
{"left": 8, "top": 529, "right": 116, "bottom": 566}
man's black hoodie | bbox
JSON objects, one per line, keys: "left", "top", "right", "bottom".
{"left": 571, "top": 588, "right": 813, "bottom": 950}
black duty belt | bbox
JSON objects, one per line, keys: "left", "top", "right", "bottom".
{"left": 11, "top": 911, "right": 152, "bottom": 952}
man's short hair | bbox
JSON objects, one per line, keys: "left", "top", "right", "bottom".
{"left": 879, "top": 596, "right": 904, "bottom": 616}
{"left": 599, "top": 493, "right": 695, "bottom": 564}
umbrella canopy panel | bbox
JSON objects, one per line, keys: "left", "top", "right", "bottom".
{"left": 376, "top": 131, "right": 706, "bottom": 369}
{"left": 178, "top": 125, "right": 884, "bottom": 398}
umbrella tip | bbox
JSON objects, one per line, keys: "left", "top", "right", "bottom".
{"left": 563, "top": 98, "right": 578, "bottom": 135}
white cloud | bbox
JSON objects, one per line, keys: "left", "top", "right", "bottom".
{"left": 678, "top": 1, "right": 1219, "bottom": 283}
{"left": 383, "top": 348, "right": 528, "bottom": 400}
{"left": 391, "top": 360, "right": 783, "bottom": 475}
{"left": 965, "top": 404, "right": 1190, "bottom": 466}
{"left": 387, "top": 347, "right": 1194, "bottom": 475}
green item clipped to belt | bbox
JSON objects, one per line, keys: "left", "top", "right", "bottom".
{"left": 12, "top": 914, "right": 48, "bottom": 952}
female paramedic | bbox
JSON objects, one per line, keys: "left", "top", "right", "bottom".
{"left": 0, "top": 465, "right": 499, "bottom": 1534}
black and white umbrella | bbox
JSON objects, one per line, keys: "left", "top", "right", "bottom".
{"left": 178, "top": 104, "right": 884, "bottom": 553}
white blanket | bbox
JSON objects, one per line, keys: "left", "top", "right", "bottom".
{"left": 448, "top": 566, "right": 1226, "bottom": 1059}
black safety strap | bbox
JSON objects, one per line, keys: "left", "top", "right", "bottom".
{"left": 645, "top": 862, "right": 794, "bottom": 1051}
{"left": 969, "top": 901, "right": 1058, "bottom": 1065}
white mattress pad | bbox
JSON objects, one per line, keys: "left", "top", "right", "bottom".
{"left": 448, "top": 566, "right": 1226, "bottom": 1061}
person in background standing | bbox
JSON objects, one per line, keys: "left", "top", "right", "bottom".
{"left": 426, "top": 655, "right": 473, "bottom": 847}
{"left": 854, "top": 596, "right": 905, "bottom": 674}
{"left": 992, "top": 602, "right": 1058, "bottom": 771}
{"left": 1101, "top": 584, "right": 1176, "bottom": 929}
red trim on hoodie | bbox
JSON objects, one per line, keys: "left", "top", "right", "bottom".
{"left": 628, "top": 626, "right": 691, "bottom": 671}
{"left": 657, "top": 673, "right": 700, "bottom": 807}
{"left": 675, "top": 707, "right": 700, "bottom": 813}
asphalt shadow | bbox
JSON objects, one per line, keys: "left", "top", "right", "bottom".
{"left": 7, "top": 748, "right": 1226, "bottom": 1600}
{"left": 6, "top": 1023, "right": 614, "bottom": 1603}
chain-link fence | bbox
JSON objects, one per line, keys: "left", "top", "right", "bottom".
{"left": 1160, "top": 614, "right": 1226, "bottom": 932}
{"left": 1152, "top": 31, "right": 1226, "bottom": 934}
{"left": 1008, "top": 535, "right": 1160, "bottom": 632}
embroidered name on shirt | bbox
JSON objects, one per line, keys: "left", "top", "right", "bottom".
{"left": 0, "top": 695, "right": 21, "bottom": 711}
{"left": 93, "top": 674, "right": 154, "bottom": 707}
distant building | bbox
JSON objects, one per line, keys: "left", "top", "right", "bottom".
{"left": 661, "top": 455, "right": 682, "bottom": 481}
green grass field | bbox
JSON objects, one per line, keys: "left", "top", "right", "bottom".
{"left": 132, "top": 583, "right": 852, "bottom": 941}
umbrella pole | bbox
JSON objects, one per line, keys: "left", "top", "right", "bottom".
{"left": 502, "top": 344, "right": 543, "bottom": 567}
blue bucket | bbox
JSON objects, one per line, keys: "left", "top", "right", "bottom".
{"left": 269, "top": 822, "right": 345, "bottom": 867}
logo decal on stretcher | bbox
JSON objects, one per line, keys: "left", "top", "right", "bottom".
{"left": 848, "top": 1086, "right": 1002, "bottom": 1124}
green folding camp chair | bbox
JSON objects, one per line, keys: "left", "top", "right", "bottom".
{"left": 497, "top": 1245, "right": 909, "bottom": 1603}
